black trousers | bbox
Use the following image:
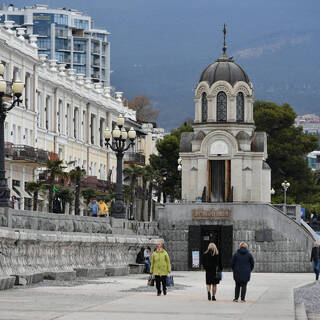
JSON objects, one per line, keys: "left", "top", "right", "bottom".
{"left": 235, "top": 282, "right": 247, "bottom": 300}
{"left": 155, "top": 275, "right": 167, "bottom": 293}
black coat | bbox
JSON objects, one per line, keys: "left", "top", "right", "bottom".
{"left": 231, "top": 248, "right": 254, "bottom": 283}
{"left": 203, "top": 251, "right": 223, "bottom": 285}
{"left": 203, "top": 251, "right": 222, "bottom": 272}
{"left": 310, "top": 247, "right": 320, "bottom": 262}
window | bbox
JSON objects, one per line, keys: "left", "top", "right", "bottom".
{"left": 74, "top": 19, "right": 89, "bottom": 30}
{"left": 55, "top": 52, "right": 70, "bottom": 63}
{"left": 201, "top": 92, "right": 207, "bottom": 122}
{"left": 8, "top": 14, "right": 24, "bottom": 25}
{"left": 217, "top": 91, "right": 227, "bottom": 122}
{"left": 236, "top": 92, "right": 244, "bottom": 122}
{"left": 25, "top": 73, "right": 31, "bottom": 109}
{"left": 73, "top": 53, "right": 86, "bottom": 64}
{"left": 17, "top": 126, "right": 21, "bottom": 144}
{"left": 37, "top": 37, "right": 50, "bottom": 50}
{"left": 74, "top": 66, "right": 86, "bottom": 74}
{"left": 55, "top": 38, "right": 69, "bottom": 50}
{"left": 58, "top": 99, "right": 63, "bottom": 133}
{"left": 66, "top": 103, "right": 71, "bottom": 136}
{"left": 12, "top": 125, "right": 16, "bottom": 143}
{"left": 45, "top": 96, "right": 50, "bottom": 130}
{"left": 82, "top": 111, "right": 86, "bottom": 141}
{"left": 73, "top": 40, "right": 86, "bottom": 52}
{"left": 33, "top": 13, "right": 54, "bottom": 36}
{"left": 37, "top": 91, "right": 42, "bottom": 127}
{"left": 54, "top": 14, "right": 68, "bottom": 26}
{"left": 24, "top": 128, "right": 28, "bottom": 145}
{"left": 74, "top": 107, "right": 79, "bottom": 139}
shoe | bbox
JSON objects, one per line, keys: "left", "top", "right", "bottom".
{"left": 233, "top": 299, "right": 238, "bottom": 302}
{"left": 157, "top": 291, "right": 161, "bottom": 296}
{"left": 163, "top": 290, "right": 167, "bottom": 296}
{"left": 241, "top": 299, "right": 246, "bottom": 303}
{"left": 212, "top": 296, "right": 216, "bottom": 301}
{"left": 208, "top": 291, "right": 211, "bottom": 301}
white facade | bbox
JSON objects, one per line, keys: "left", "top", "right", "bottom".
{"left": 180, "top": 55, "right": 271, "bottom": 203}
{"left": 0, "top": 23, "right": 138, "bottom": 212}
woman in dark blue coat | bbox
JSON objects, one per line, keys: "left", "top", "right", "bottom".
{"left": 231, "top": 242, "right": 254, "bottom": 302}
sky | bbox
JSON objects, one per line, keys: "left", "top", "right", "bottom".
{"left": 6, "top": 0, "right": 320, "bottom": 129}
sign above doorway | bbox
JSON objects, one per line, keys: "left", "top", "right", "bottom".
{"left": 192, "top": 208, "right": 231, "bottom": 220}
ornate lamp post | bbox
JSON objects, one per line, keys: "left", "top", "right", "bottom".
{"left": 177, "top": 157, "right": 182, "bottom": 172}
{"left": 0, "top": 63, "right": 24, "bottom": 207}
{"left": 104, "top": 115, "right": 136, "bottom": 218}
{"left": 281, "top": 180, "right": 290, "bottom": 214}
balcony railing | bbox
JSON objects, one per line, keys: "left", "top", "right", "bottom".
{"left": 5, "top": 143, "right": 49, "bottom": 165}
{"left": 124, "top": 152, "right": 145, "bottom": 166}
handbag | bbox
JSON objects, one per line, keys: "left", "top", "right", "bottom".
{"left": 166, "top": 275, "right": 174, "bottom": 287}
{"left": 147, "top": 275, "right": 154, "bottom": 286}
{"left": 215, "top": 267, "right": 222, "bottom": 281}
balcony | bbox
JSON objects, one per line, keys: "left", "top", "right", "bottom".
{"left": 5, "top": 143, "right": 50, "bottom": 166}
{"left": 124, "top": 152, "right": 145, "bottom": 166}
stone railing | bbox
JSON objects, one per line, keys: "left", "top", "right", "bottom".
{"left": 0, "top": 208, "right": 158, "bottom": 236}
{"left": 272, "top": 204, "right": 301, "bottom": 221}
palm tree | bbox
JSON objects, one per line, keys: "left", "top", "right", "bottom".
{"left": 69, "top": 166, "right": 86, "bottom": 215}
{"left": 45, "top": 160, "right": 67, "bottom": 213}
{"left": 123, "top": 164, "right": 143, "bottom": 220}
{"left": 56, "top": 188, "right": 74, "bottom": 214}
{"left": 25, "top": 181, "right": 44, "bottom": 211}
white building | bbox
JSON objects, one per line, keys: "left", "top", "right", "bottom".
{"left": 179, "top": 35, "right": 271, "bottom": 203}
{"left": 0, "top": 21, "right": 162, "bottom": 213}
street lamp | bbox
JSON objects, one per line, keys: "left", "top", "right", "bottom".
{"left": 177, "top": 157, "right": 182, "bottom": 172}
{"left": 271, "top": 188, "right": 275, "bottom": 195}
{"left": 0, "top": 63, "right": 24, "bottom": 207}
{"left": 281, "top": 180, "right": 290, "bottom": 214}
{"left": 104, "top": 116, "right": 136, "bottom": 218}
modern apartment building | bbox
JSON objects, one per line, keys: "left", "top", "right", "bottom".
{"left": 0, "top": 4, "right": 110, "bottom": 84}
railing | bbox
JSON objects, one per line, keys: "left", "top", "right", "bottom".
{"left": 124, "top": 152, "right": 145, "bottom": 166}
{"left": 5, "top": 143, "right": 49, "bottom": 165}
{"left": 272, "top": 204, "right": 300, "bottom": 221}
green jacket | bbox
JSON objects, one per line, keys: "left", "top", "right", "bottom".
{"left": 150, "top": 249, "right": 171, "bottom": 276}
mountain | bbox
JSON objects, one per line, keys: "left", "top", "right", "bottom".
{"left": 12, "top": 0, "right": 320, "bottom": 129}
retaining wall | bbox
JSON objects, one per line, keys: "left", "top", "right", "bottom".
{"left": 156, "top": 203, "right": 315, "bottom": 272}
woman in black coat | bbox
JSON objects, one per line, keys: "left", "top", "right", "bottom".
{"left": 202, "top": 242, "right": 223, "bottom": 301}
{"left": 231, "top": 242, "right": 254, "bottom": 302}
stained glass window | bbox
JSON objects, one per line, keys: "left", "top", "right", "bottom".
{"left": 217, "top": 91, "right": 227, "bottom": 122}
{"left": 236, "top": 92, "right": 244, "bottom": 122}
{"left": 201, "top": 92, "right": 208, "bottom": 122}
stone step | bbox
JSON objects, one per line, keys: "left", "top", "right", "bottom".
{"left": 44, "top": 271, "right": 76, "bottom": 281}
{"left": 12, "top": 272, "right": 44, "bottom": 286}
{"left": 129, "top": 263, "right": 146, "bottom": 274}
{"left": 74, "top": 268, "right": 106, "bottom": 278}
{"left": 0, "top": 276, "right": 15, "bottom": 290}
{"left": 105, "top": 266, "right": 129, "bottom": 276}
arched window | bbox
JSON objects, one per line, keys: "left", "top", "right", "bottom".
{"left": 217, "top": 91, "right": 227, "bottom": 122}
{"left": 236, "top": 92, "right": 244, "bottom": 122}
{"left": 201, "top": 92, "right": 208, "bottom": 122}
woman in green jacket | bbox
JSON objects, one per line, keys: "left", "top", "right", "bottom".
{"left": 150, "top": 242, "right": 171, "bottom": 296}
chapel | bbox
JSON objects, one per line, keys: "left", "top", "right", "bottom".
{"left": 180, "top": 26, "right": 271, "bottom": 203}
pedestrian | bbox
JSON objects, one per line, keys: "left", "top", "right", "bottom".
{"left": 202, "top": 242, "right": 223, "bottom": 301}
{"left": 310, "top": 241, "right": 320, "bottom": 281}
{"left": 88, "top": 199, "right": 100, "bottom": 217}
{"left": 11, "top": 196, "right": 19, "bottom": 210}
{"left": 150, "top": 242, "right": 171, "bottom": 296}
{"left": 53, "top": 196, "right": 62, "bottom": 214}
{"left": 144, "top": 247, "right": 152, "bottom": 273}
{"left": 98, "top": 199, "right": 108, "bottom": 217}
{"left": 231, "top": 242, "right": 254, "bottom": 303}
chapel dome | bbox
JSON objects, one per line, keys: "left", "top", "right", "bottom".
{"left": 199, "top": 55, "right": 249, "bottom": 87}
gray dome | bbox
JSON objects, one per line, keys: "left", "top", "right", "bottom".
{"left": 199, "top": 56, "right": 249, "bottom": 87}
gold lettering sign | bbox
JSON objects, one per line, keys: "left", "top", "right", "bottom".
{"left": 192, "top": 208, "right": 231, "bottom": 220}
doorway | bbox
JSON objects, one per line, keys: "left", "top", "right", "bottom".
{"left": 208, "top": 160, "right": 231, "bottom": 202}
{"left": 188, "top": 225, "right": 233, "bottom": 270}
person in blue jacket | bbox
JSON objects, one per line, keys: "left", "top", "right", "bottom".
{"left": 231, "top": 242, "right": 254, "bottom": 302}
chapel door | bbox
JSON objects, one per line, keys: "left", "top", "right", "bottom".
{"left": 209, "top": 160, "right": 230, "bottom": 202}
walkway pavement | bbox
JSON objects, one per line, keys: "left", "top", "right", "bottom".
{"left": 0, "top": 271, "right": 313, "bottom": 320}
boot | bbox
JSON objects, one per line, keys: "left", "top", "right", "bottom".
{"left": 207, "top": 291, "right": 211, "bottom": 301}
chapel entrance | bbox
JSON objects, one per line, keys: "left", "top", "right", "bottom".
{"left": 188, "top": 225, "right": 233, "bottom": 270}
{"left": 208, "top": 160, "right": 231, "bottom": 202}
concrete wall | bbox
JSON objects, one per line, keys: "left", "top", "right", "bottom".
{"left": 0, "top": 227, "right": 161, "bottom": 278}
{"left": 156, "top": 203, "right": 315, "bottom": 272}
{"left": 0, "top": 208, "right": 158, "bottom": 236}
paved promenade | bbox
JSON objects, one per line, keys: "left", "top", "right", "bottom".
{"left": 0, "top": 271, "right": 313, "bottom": 320}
